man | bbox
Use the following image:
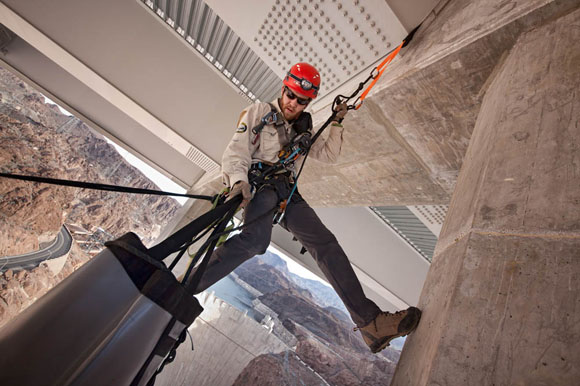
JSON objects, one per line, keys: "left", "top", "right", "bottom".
{"left": 194, "top": 62, "right": 421, "bottom": 353}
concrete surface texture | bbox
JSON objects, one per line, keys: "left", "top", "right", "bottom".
{"left": 391, "top": 6, "right": 580, "bottom": 386}
{"left": 155, "top": 291, "right": 289, "bottom": 386}
{"left": 300, "top": 0, "right": 580, "bottom": 207}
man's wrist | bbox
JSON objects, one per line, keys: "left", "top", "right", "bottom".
{"left": 229, "top": 173, "right": 249, "bottom": 187}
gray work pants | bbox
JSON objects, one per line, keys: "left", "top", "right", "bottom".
{"left": 194, "top": 187, "right": 381, "bottom": 327}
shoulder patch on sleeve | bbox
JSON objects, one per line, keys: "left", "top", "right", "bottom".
{"left": 236, "top": 122, "right": 248, "bottom": 133}
{"left": 236, "top": 110, "right": 247, "bottom": 127}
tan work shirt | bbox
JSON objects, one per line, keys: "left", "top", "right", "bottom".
{"left": 221, "top": 100, "right": 344, "bottom": 187}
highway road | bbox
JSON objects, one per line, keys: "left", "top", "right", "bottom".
{"left": 0, "top": 225, "right": 72, "bottom": 272}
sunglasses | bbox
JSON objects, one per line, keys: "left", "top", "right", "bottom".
{"left": 284, "top": 86, "right": 311, "bottom": 106}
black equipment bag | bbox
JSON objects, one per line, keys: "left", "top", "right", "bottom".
{"left": 0, "top": 197, "right": 241, "bottom": 386}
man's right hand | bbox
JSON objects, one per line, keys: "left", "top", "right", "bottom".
{"left": 228, "top": 181, "right": 252, "bottom": 208}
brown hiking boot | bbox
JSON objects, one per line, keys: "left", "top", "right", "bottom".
{"left": 356, "top": 307, "right": 422, "bottom": 353}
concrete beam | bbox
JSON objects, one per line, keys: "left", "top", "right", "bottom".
{"left": 392, "top": 7, "right": 580, "bottom": 384}
{"left": 301, "top": 0, "right": 580, "bottom": 207}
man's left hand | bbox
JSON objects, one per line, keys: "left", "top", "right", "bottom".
{"left": 333, "top": 103, "right": 348, "bottom": 122}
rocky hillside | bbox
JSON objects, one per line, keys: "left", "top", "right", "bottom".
{"left": 259, "top": 250, "right": 349, "bottom": 314}
{"left": 233, "top": 256, "right": 400, "bottom": 385}
{"left": 0, "top": 66, "right": 181, "bottom": 326}
{"left": 0, "top": 67, "right": 180, "bottom": 254}
{"left": 232, "top": 351, "right": 326, "bottom": 386}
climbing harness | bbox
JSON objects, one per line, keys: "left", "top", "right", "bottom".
{"left": 277, "top": 131, "right": 312, "bottom": 169}
{"left": 250, "top": 102, "right": 285, "bottom": 145}
{"left": 0, "top": 23, "right": 420, "bottom": 386}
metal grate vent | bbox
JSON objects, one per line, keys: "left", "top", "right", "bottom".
{"left": 370, "top": 206, "right": 440, "bottom": 262}
{"left": 413, "top": 205, "right": 447, "bottom": 225}
{"left": 185, "top": 145, "right": 220, "bottom": 174}
{"left": 257, "top": 0, "right": 396, "bottom": 95}
{"left": 142, "top": 0, "right": 283, "bottom": 103}
{"left": 408, "top": 205, "right": 448, "bottom": 237}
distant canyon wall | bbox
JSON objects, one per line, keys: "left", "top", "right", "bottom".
{"left": 0, "top": 66, "right": 180, "bottom": 257}
{"left": 0, "top": 65, "right": 181, "bottom": 327}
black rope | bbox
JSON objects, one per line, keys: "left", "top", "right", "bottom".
{"left": 310, "top": 111, "right": 339, "bottom": 147}
{"left": 179, "top": 214, "right": 230, "bottom": 285}
{"left": 402, "top": 24, "right": 421, "bottom": 48}
{"left": 332, "top": 23, "right": 421, "bottom": 113}
{"left": 149, "top": 195, "right": 241, "bottom": 260}
{"left": 184, "top": 202, "right": 240, "bottom": 292}
{"left": 178, "top": 202, "right": 278, "bottom": 284}
{"left": 168, "top": 244, "right": 190, "bottom": 271}
{"left": 167, "top": 217, "right": 222, "bottom": 271}
{"left": 191, "top": 204, "right": 279, "bottom": 246}
{"left": 0, "top": 172, "right": 214, "bottom": 201}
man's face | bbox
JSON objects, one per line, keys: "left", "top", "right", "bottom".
{"left": 280, "top": 86, "right": 310, "bottom": 121}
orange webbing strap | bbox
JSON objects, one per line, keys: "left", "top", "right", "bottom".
{"left": 354, "top": 41, "right": 404, "bottom": 110}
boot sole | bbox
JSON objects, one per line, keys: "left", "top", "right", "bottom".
{"left": 370, "top": 307, "right": 422, "bottom": 353}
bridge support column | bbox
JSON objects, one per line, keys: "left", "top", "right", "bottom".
{"left": 392, "top": 8, "right": 580, "bottom": 386}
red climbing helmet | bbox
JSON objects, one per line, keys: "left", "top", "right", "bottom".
{"left": 283, "top": 62, "right": 321, "bottom": 99}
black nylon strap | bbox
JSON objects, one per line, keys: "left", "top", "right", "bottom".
{"left": 132, "top": 318, "right": 181, "bottom": 386}
{"left": 310, "top": 112, "right": 338, "bottom": 146}
{"left": 184, "top": 201, "right": 239, "bottom": 293}
{"left": 251, "top": 102, "right": 283, "bottom": 134}
{"left": 148, "top": 195, "right": 242, "bottom": 260}
{"left": 402, "top": 23, "right": 421, "bottom": 48}
{"left": 0, "top": 172, "right": 214, "bottom": 201}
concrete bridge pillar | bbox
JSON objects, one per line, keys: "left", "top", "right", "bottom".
{"left": 392, "top": 7, "right": 580, "bottom": 386}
